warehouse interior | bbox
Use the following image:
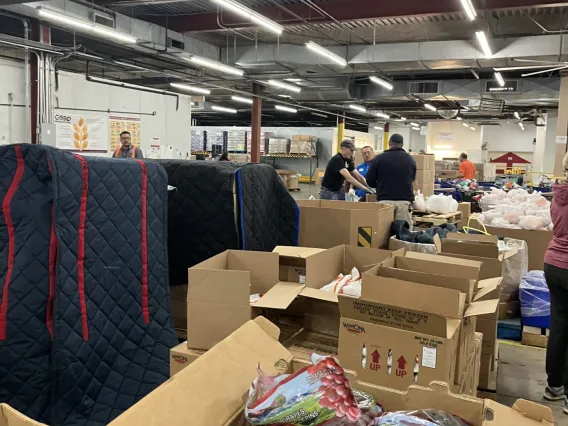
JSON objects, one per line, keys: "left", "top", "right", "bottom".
{"left": 0, "top": 0, "right": 567, "bottom": 425}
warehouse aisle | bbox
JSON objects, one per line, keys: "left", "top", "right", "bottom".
{"left": 498, "top": 342, "right": 567, "bottom": 425}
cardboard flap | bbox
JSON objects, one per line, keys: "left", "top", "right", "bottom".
{"left": 464, "top": 299, "right": 499, "bottom": 318}
{"left": 108, "top": 320, "right": 292, "bottom": 426}
{"left": 441, "top": 240, "right": 500, "bottom": 259}
{"left": 338, "top": 295, "right": 457, "bottom": 338}
{"left": 474, "top": 278, "right": 502, "bottom": 302}
{"left": 0, "top": 404, "right": 46, "bottom": 426}
{"left": 485, "top": 399, "right": 554, "bottom": 426}
{"left": 187, "top": 269, "right": 250, "bottom": 304}
{"left": 502, "top": 246, "right": 519, "bottom": 260}
{"left": 362, "top": 276, "right": 466, "bottom": 319}
{"left": 254, "top": 282, "right": 304, "bottom": 309}
{"left": 304, "top": 246, "right": 344, "bottom": 289}
{"left": 228, "top": 251, "right": 280, "bottom": 294}
{"left": 300, "top": 287, "right": 339, "bottom": 303}
{"left": 273, "top": 246, "right": 326, "bottom": 258}
{"left": 396, "top": 255, "right": 481, "bottom": 281}
{"left": 446, "top": 233, "right": 498, "bottom": 244}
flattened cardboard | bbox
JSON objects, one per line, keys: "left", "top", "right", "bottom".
{"left": 253, "top": 282, "right": 305, "bottom": 309}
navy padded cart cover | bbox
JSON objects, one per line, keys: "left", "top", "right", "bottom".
{"left": 157, "top": 160, "right": 298, "bottom": 286}
{"left": 0, "top": 144, "right": 177, "bottom": 426}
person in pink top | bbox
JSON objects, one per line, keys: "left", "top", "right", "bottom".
{"left": 543, "top": 152, "right": 568, "bottom": 413}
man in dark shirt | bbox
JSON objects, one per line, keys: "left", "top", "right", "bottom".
{"left": 320, "top": 139, "right": 373, "bottom": 200}
{"left": 366, "top": 134, "right": 416, "bottom": 227}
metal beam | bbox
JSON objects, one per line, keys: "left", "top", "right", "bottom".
{"left": 138, "top": 0, "right": 568, "bottom": 33}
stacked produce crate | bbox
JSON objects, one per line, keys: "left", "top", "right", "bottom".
{"left": 226, "top": 130, "right": 247, "bottom": 153}
{"left": 290, "top": 135, "right": 316, "bottom": 156}
{"left": 190, "top": 130, "right": 206, "bottom": 152}
{"left": 206, "top": 130, "right": 225, "bottom": 155}
{"left": 245, "top": 131, "right": 271, "bottom": 154}
{"left": 411, "top": 153, "right": 436, "bottom": 196}
{"left": 267, "top": 138, "right": 289, "bottom": 154}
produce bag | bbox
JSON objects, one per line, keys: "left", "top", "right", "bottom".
{"left": 413, "top": 191, "right": 426, "bottom": 211}
{"left": 519, "top": 270, "right": 550, "bottom": 328}
{"left": 425, "top": 194, "right": 458, "bottom": 214}
{"left": 245, "top": 354, "right": 380, "bottom": 425}
{"left": 499, "top": 238, "right": 529, "bottom": 302}
{"left": 376, "top": 409, "right": 471, "bottom": 426}
{"left": 320, "top": 267, "right": 362, "bottom": 297}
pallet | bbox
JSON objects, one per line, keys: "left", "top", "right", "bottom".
{"left": 412, "top": 210, "right": 462, "bottom": 226}
{"left": 288, "top": 187, "right": 301, "bottom": 192}
{"left": 521, "top": 325, "right": 549, "bottom": 348}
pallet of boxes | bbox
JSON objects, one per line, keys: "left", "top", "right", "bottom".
{"left": 411, "top": 153, "right": 436, "bottom": 197}
{"left": 290, "top": 134, "right": 316, "bottom": 157}
{"left": 433, "top": 233, "right": 517, "bottom": 400}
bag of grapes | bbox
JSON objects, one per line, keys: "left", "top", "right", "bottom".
{"left": 245, "top": 354, "right": 380, "bottom": 425}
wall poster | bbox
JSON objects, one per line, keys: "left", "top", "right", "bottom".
{"left": 54, "top": 112, "right": 109, "bottom": 152}
{"left": 110, "top": 116, "right": 141, "bottom": 151}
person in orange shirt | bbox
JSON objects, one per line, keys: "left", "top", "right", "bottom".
{"left": 459, "top": 152, "right": 476, "bottom": 180}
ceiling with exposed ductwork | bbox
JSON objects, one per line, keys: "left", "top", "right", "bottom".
{"left": 1, "top": 0, "right": 568, "bottom": 130}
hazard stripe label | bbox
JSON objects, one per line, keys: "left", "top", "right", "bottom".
{"left": 358, "top": 227, "right": 372, "bottom": 248}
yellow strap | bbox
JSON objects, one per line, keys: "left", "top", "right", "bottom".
{"left": 463, "top": 216, "right": 489, "bottom": 235}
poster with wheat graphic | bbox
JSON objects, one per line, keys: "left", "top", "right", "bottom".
{"left": 54, "top": 112, "right": 109, "bottom": 152}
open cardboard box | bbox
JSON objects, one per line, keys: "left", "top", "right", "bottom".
{"left": 104, "top": 317, "right": 553, "bottom": 426}
{"left": 297, "top": 200, "right": 394, "bottom": 249}
{"left": 433, "top": 234, "right": 517, "bottom": 281}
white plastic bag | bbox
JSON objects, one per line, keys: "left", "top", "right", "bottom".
{"left": 413, "top": 191, "right": 426, "bottom": 211}
{"left": 425, "top": 194, "right": 458, "bottom": 214}
{"left": 321, "top": 267, "right": 362, "bottom": 297}
{"left": 519, "top": 215, "right": 544, "bottom": 230}
{"left": 345, "top": 189, "right": 360, "bottom": 202}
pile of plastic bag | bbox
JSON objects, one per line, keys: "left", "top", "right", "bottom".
{"left": 476, "top": 188, "right": 552, "bottom": 231}
{"left": 245, "top": 353, "right": 473, "bottom": 426}
{"left": 321, "top": 267, "right": 362, "bottom": 297}
{"left": 425, "top": 194, "right": 459, "bottom": 214}
{"left": 519, "top": 271, "right": 550, "bottom": 328}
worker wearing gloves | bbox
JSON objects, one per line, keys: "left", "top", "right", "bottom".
{"left": 319, "top": 139, "right": 374, "bottom": 200}
{"left": 366, "top": 134, "right": 416, "bottom": 227}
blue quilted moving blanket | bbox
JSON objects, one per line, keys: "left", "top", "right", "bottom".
{"left": 0, "top": 144, "right": 177, "bottom": 425}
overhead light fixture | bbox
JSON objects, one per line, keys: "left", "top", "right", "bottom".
{"left": 370, "top": 76, "right": 394, "bottom": 91}
{"left": 276, "top": 105, "right": 298, "bottom": 113}
{"left": 306, "top": 41, "right": 347, "bottom": 67}
{"left": 278, "top": 94, "right": 292, "bottom": 98}
{"left": 209, "top": 0, "right": 284, "bottom": 34}
{"left": 521, "top": 65, "right": 568, "bottom": 77}
{"left": 494, "top": 65, "right": 553, "bottom": 72}
{"left": 494, "top": 72, "right": 505, "bottom": 87}
{"left": 459, "top": 0, "right": 477, "bottom": 21}
{"left": 475, "top": 31, "right": 492, "bottom": 58}
{"left": 456, "top": 117, "right": 463, "bottom": 120}
{"left": 75, "top": 52, "right": 104, "bottom": 61}
{"left": 211, "top": 105, "right": 238, "bottom": 113}
{"left": 374, "top": 126, "right": 384, "bottom": 131}
{"left": 231, "top": 95, "right": 253, "bottom": 104}
{"left": 185, "top": 56, "right": 244, "bottom": 76}
{"left": 519, "top": 122, "right": 525, "bottom": 130}
{"left": 37, "top": 8, "right": 137, "bottom": 43}
{"left": 424, "top": 103, "right": 437, "bottom": 111}
{"left": 114, "top": 61, "right": 147, "bottom": 71}
{"left": 462, "top": 122, "right": 469, "bottom": 127}
{"left": 285, "top": 78, "right": 304, "bottom": 82}
{"left": 266, "top": 80, "right": 302, "bottom": 93}
{"left": 376, "top": 112, "right": 390, "bottom": 119}
{"left": 470, "top": 126, "right": 476, "bottom": 130}
{"left": 90, "top": 76, "right": 174, "bottom": 94}
{"left": 410, "top": 122, "right": 420, "bottom": 127}
{"left": 412, "top": 127, "right": 420, "bottom": 131}
{"left": 514, "top": 112, "right": 521, "bottom": 120}
{"left": 311, "top": 112, "right": 328, "bottom": 118}
{"left": 349, "top": 104, "right": 367, "bottom": 113}
{"left": 398, "top": 116, "right": 407, "bottom": 121}
{"left": 170, "top": 83, "right": 211, "bottom": 95}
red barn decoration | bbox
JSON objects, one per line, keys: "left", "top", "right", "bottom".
{"left": 490, "top": 152, "right": 531, "bottom": 168}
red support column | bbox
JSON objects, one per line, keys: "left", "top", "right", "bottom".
{"left": 251, "top": 83, "right": 263, "bottom": 163}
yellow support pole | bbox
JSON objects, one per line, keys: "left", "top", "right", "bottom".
{"left": 337, "top": 114, "right": 345, "bottom": 151}
{"left": 383, "top": 123, "right": 390, "bottom": 151}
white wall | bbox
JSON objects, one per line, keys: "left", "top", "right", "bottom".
{"left": 427, "top": 121, "right": 481, "bottom": 160}
{"left": 0, "top": 58, "right": 193, "bottom": 155}
{"left": 0, "top": 58, "right": 28, "bottom": 144}
{"left": 482, "top": 122, "right": 536, "bottom": 153}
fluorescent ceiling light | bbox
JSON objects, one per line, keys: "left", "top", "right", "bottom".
{"left": 276, "top": 105, "right": 298, "bottom": 113}
{"left": 519, "top": 122, "right": 525, "bottom": 130}
{"left": 114, "top": 61, "right": 147, "bottom": 70}
{"left": 410, "top": 122, "right": 420, "bottom": 127}
{"left": 349, "top": 104, "right": 367, "bottom": 113}
{"left": 266, "top": 80, "right": 302, "bottom": 93}
{"left": 311, "top": 112, "right": 328, "bottom": 118}
{"left": 412, "top": 127, "right": 420, "bottom": 131}
{"left": 370, "top": 76, "right": 394, "bottom": 91}
{"left": 494, "top": 65, "right": 553, "bottom": 72}
{"left": 374, "top": 126, "right": 384, "bottom": 131}
{"left": 210, "top": 0, "right": 283, "bottom": 34}
{"left": 424, "top": 103, "right": 437, "bottom": 111}
{"left": 463, "top": 122, "right": 469, "bottom": 127}
{"left": 232, "top": 95, "right": 253, "bottom": 104}
{"left": 186, "top": 56, "right": 244, "bottom": 76}
{"left": 278, "top": 94, "right": 292, "bottom": 98}
{"left": 459, "top": 0, "right": 477, "bottom": 21}
{"left": 376, "top": 112, "right": 390, "bottom": 119}
{"left": 456, "top": 117, "right": 463, "bottom": 120}
{"left": 93, "top": 26, "right": 137, "bottom": 44}
{"left": 476, "top": 31, "right": 492, "bottom": 58}
{"left": 285, "top": 78, "right": 304, "bottom": 82}
{"left": 494, "top": 72, "right": 505, "bottom": 87}
{"left": 170, "top": 83, "right": 211, "bottom": 95}
{"left": 470, "top": 126, "right": 476, "bottom": 130}
{"left": 514, "top": 112, "right": 521, "bottom": 120}
{"left": 211, "top": 105, "right": 237, "bottom": 113}
{"left": 398, "top": 116, "right": 406, "bottom": 121}
{"left": 434, "top": 145, "right": 453, "bottom": 149}
{"left": 306, "top": 41, "right": 347, "bottom": 67}
{"left": 75, "top": 52, "right": 104, "bottom": 60}
{"left": 90, "top": 76, "right": 174, "bottom": 94}
{"left": 38, "top": 8, "right": 137, "bottom": 43}
{"left": 522, "top": 65, "right": 568, "bottom": 77}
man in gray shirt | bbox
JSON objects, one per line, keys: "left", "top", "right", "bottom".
{"left": 112, "top": 131, "right": 144, "bottom": 159}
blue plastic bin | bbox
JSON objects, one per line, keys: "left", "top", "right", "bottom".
{"left": 519, "top": 271, "right": 550, "bottom": 329}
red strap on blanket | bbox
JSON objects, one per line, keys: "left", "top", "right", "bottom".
{"left": 46, "top": 204, "right": 57, "bottom": 339}
{"left": 73, "top": 154, "right": 89, "bottom": 341}
{"left": 0, "top": 146, "right": 25, "bottom": 341}
{"left": 137, "top": 160, "right": 149, "bottom": 324}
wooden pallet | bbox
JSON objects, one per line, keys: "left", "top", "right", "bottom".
{"left": 521, "top": 325, "right": 549, "bottom": 348}
{"left": 412, "top": 210, "right": 462, "bottom": 226}
{"left": 288, "top": 187, "right": 301, "bottom": 192}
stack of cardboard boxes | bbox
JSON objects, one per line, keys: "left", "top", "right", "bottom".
{"left": 276, "top": 169, "right": 300, "bottom": 191}
{"left": 411, "top": 153, "right": 436, "bottom": 197}
{"left": 290, "top": 135, "right": 317, "bottom": 155}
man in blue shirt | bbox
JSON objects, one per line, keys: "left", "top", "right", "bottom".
{"left": 355, "top": 146, "right": 376, "bottom": 199}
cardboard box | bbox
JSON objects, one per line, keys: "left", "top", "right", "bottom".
{"left": 414, "top": 183, "right": 435, "bottom": 197}
{"left": 170, "top": 342, "right": 205, "bottom": 377}
{"left": 283, "top": 329, "right": 338, "bottom": 361}
{"left": 476, "top": 317, "right": 498, "bottom": 355}
{"left": 403, "top": 252, "right": 482, "bottom": 283}
{"left": 484, "top": 226, "right": 552, "bottom": 270}
{"left": 187, "top": 250, "right": 304, "bottom": 349}
{"left": 314, "top": 168, "right": 325, "bottom": 185}
{"left": 169, "top": 285, "right": 187, "bottom": 332}
{"left": 411, "top": 153, "right": 436, "bottom": 170}
{"left": 298, "top": 200, "right": 394, "bottom": 249}
{"left": 415, "top": 169, "right": 435, "bottom": 186}
{"left": 473, "top": 332, "right": 483, "bottom": 392}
